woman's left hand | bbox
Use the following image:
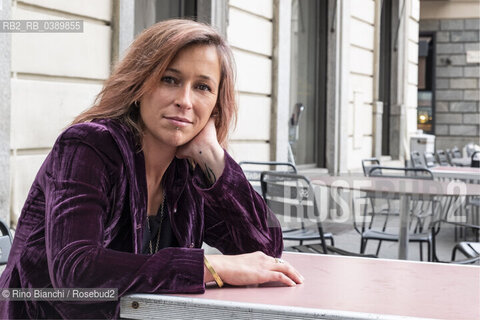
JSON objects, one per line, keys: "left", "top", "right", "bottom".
{"left": 176, "top": 118, "right": 219, "bottom": 161}
{"left": 205, "top": 252, "right": 304, "bottom": 287}
{"left": 176, "top": 118, "right": 225, "bottom": 184}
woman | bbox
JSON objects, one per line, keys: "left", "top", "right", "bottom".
{"left": 0, "top": 19, "right": 303, "bottom": 318}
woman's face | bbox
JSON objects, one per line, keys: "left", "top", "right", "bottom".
{"left": 139, "top": 44, "right": 221, "bottom": 147}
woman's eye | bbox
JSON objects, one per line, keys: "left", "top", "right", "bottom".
{"left": 161, "top": 76, "right": 177, "bottom": 85}
{"left": 197, "top": 84, "right": 212, "bottom": 92}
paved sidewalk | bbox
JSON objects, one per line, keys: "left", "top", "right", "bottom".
{"left": 284, "top": 217, "right": 478, "bottom": 263}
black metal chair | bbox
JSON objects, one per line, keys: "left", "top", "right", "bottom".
{"left": 0, "top": 219, "right": 13, "bottom": 266}
{"left": 435, "top": 150, "right": 450, "bottom": 166}
{"left": 239, "top": 161, "right": 297, "bottom": 195}
{"left": 360, "top": 158, "right": 403, "bottom": 255}
{"left": 465, "top": 143, "right": 476, "bottom": 158}
{"left": 445, "top": 149, "right": 454, "bottom": 165}
{"left": 240, "top": 161, "right": 311, "bottom": 244}
{"left": 451, "top": 146, "right": 462, "bottom": 159}
{"left": 361, "top": 158, "right": 380, "bottom": 175}
{"left": 259, "top": 171, "right": 330, "bottom": 247}
{"left": 452, "top": 242, "right": 479, "bottom": 263}
{"left": 260, "top": 171, "right": 376, "bottom": 258}
{"left": 471, "top": 151, "right": 480, "bottom": 168}
{"left": 424, "top": 151, "right": 438, "bottom": 168}
{"left": 354, "top": 166, "right": 437, "bottom": 260}
{"left": 410, "top": 151, "right": 427, "bottom": 168}
{"left": 431, "top": 219, "right": 480, "bottom": 264}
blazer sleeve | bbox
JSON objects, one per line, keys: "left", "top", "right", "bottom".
{"left": 42, "top": 129, "right": 205, "bottom": 296}
{"left": 192, "top": 151, "right": 283, "bottom": 257}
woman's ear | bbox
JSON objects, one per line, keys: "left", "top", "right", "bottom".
{"left": 211, "top": 106, "right": 219, "bottom": 118}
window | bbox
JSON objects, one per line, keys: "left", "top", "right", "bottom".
{"left": 379, "top": 0, "right": 392, "bottom": 155}
{"left": 417, "top": 34, "right": 435, "bottom": 134}
{"left": 289, "top": 0, "right": 327, "bottom": 167}
{"left": 134, "top": 0, "right": 197, "bottom": 36}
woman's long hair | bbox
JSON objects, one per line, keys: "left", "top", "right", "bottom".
{"left": 72, "top": 19, "right": 237, "bottom": 147}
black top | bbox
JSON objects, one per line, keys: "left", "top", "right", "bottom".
{"left": 142, "top": 201, "right": 178, "bottom": 254}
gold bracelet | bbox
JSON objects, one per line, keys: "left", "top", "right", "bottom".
{"left": 204, "top": 256, "right": 224, "bottom": 288}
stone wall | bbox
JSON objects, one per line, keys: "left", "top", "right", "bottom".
{"left": 0, "top": 1, "right": 11, "bottom": 226}
{"left": 420, "top": 18, "right": 480, "bottom": 151}
{"left": 10, "top": 1, "right": 112, "bottom": 226}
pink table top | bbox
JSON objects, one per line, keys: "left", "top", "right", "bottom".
{"left": 176, "top": 252, "right": 480, "bottom": 319}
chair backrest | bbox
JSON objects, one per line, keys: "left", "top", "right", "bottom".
{"left": 472, "top": 151, "right": 480, "bottom": 168}
{"left": 435, "top": 150, "right": 450, "bottom": 166}
{"left": 445, "top": 149, "right": 454, "bottom": 165}
{"left": 367, "top": 166, "right": 436, "bottom": 231}
{"left": 361, "top": 158, "right": 380, "bottom": 176}
{"left": 260, "top": 171, "right": 329, "bottom": 253}
{"left": 410, "top": 151, "right": 426, "bottom": 168}
{"left": 368, "top": 166, "right": 434, "bottom": 180}
{"left": 451, "top": 146, "right": 462, "bottom": 159}
{"left": 424, "top": 151, "right": 437, "bottom": 168}
{"left": 239, "top": 161, "right": 297, "bottom": 195}
{"left": 465, "top": 143, "right": 476, "bottom": 157}
{"left": 0, "top": 219, "right": 12, "bottom": 265}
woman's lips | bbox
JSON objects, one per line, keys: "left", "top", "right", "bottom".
{"left": 164, "top": 116, "right": 192, "bottom": 127}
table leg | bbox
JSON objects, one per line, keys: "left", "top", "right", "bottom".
{"left": 398, "top": 195, "right": 410, "bottom": 260}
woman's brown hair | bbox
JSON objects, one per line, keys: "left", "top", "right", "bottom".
{"left": 72, "top": 19, "right": 237, "bottom": 147}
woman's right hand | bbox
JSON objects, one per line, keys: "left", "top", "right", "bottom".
{"left": 204, "top": 252, "right": 304, "bottom": 287}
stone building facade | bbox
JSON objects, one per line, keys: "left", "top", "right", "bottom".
{"left": 419, "top": 17, "right": 480, "bottom": 151}
{"left": 1, "top": 0, "right": 420, "bottom": 225}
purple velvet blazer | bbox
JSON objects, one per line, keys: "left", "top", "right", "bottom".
{"left": 0, "top": 119, "right": 283, "bottom": 319}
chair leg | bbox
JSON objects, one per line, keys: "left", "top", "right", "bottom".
{"left": 419, "top": 243, "right": 423, "bottom": 261}
{"left": 454, "top": 224, "right": 458, "bottom": 242}
{"left": 360, "top": 238, "right": 367, "bottom": 254}
{"left": 476, "top": 206, "right": 479, "bottom": 242}
{"left": 452, "top": 246, "right": 458, "bottom": 261}
{"left": 427, "top": 241, "right": 433, "bottom": 262}
{"left": 427, "top": 242, "right": 431, "bottom": 262}
{"left": 432, "top": 229, "right": 439, "bottom": 262}
{"left": 375, "top": 240, "right": 382, "bottom": 256}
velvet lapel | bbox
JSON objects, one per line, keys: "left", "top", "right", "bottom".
{"left": 97, "top": 119, "right": 147, "bottom": 254}
{"left": 163, "top": 158, "right": 191, "bottom": 247}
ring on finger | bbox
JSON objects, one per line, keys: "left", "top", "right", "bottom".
{"left": 274, "top": 258, "right": 285, "bottom": 264}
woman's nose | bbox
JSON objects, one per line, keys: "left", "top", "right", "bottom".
{"left": 175, "top": 85, "right": 193, "bottom": 109}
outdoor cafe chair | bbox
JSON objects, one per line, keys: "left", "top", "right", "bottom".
{"left": 260, "top": 171, "right": 376, "bottom": 258}
{"left": 431, "top": 219, "right": 480, "bottom": 265}
{"left": 239, "top": 161, "right": 297, "bottom": 195}
{"left": 452, "top": 242, "right": 479, "bottom": 263}
{"left": 465, "top": 143, "right": 476, "bottom": 158}
{"left": 360, "top": 158, "right": 402, "bottom": 255}
{"left": 361, "top": 158, "right": 380, "bottom": 175}
{"left": 424, "top": 151, "right": 438, "bottom": 168}
{"left": 0, "top": 219, "right": 13, "bottom": 265}
{"left": 353, "top": 166, "right": 437, "bottom": 260}
{"left": 445, "top": 149, "right": 454, "bottom": 166}
{"left": 435, "top": 150, "right": 450, "bottom": 166}
{"left": 411, "top": 151, "right": 427, "bottom": 168}
{"left": 451, "top": 146, "right": 462, "bottom": 159}
{"left": 239, "top": 161, "right": 319, "bottom": 244}
{"left": 471, "top": 151, "right": 480, "bottom": 168}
